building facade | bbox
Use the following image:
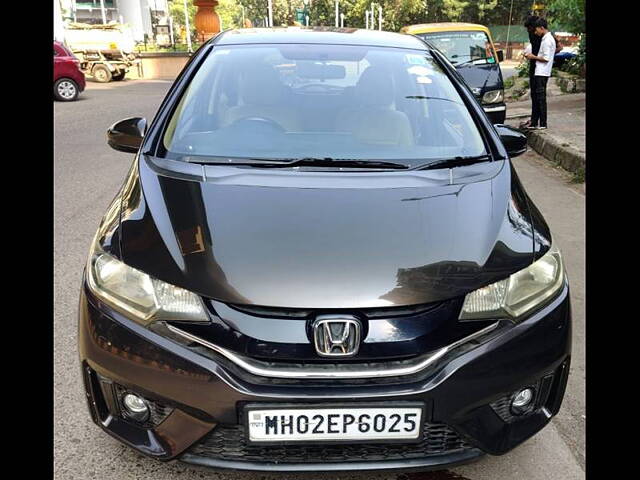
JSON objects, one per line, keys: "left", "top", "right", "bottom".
{"left": 57, "top": 0, "right": 169, "bottom": 42}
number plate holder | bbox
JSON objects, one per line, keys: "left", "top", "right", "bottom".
{"left": 243, "top": 401, "right": 428, "bottom": 445}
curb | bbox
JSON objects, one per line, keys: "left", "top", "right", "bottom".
{"left": 525, "top": 130, "right": 585, "bottom": 175}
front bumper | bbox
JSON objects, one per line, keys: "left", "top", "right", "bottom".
{"left": 78, "top": 280, "right": 571, "bottom": 472}
{"left": 483, "top": 103, "right": 507, "bottom": 124}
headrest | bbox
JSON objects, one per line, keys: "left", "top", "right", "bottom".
{"left": 239, "top": 64, "right": 284, "bottom": 106}
{"left": 356, "top": 67, "right": 394, "bottom": 107}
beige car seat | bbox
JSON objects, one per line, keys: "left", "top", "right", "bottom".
{"left": 222, "top": 64, "right": 300, "bottom": 131}
{"left": 336, "top": 67, "right": 414, "bottom": 146}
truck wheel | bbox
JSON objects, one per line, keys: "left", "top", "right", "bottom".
{"left": 112, "top": 72, "right": 126, "bottom": 81}
{"left": 93, "top": 65, "right": 112, "bottom": 83}
{"left": 54, "top": 78, "right": 79, "bottom": 101}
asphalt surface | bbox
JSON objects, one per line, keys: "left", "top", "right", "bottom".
{"left": 54, "top": 79, "right": 585, "bottom": 480}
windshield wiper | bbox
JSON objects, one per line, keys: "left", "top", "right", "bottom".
{"left": 182, "top": 156, "right": 409, "bottom": 170}
{"left": 405, "top": 96, "right": 462, "bottom": 104}
{"left": 413, "top": 154, "right": 493, "bottom": 171}
{"left": 262, "top": 157, "right": 409, "bottom": 170}
{"left": 452, "top": 58, "right": 489, "bottom": 67}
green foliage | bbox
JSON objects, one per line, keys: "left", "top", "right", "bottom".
{"left": 571, "top": 166, "right": 585, "bottom": 183}
{"left": 169, "top": 0, "right": 197, "bottom": 38}
{"left": 308, "top": 0, "right": 336, "bottom": 26}
{"left": 442, "top": 0, "right": 469, "bottom": 21}
{"left": 559, "top": 34, "right": 585, "bottom": 77}
{"left": 516, "top": 59, "right": 529, "bottom": 78}
{"left": 477, "top": 0, "right": 498, "bottom": 20}
{"left": 546, "top": 0, "right": 585, "bottom": 35}
{"left": 217, "top": 0, "right": 243, "bottom": 29}
{"left": 167, "top": 0, "right": 564, "bottom": 34}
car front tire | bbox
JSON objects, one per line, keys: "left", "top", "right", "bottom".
{"left": 54, "top": 78, "right": 79, "bottom": 101}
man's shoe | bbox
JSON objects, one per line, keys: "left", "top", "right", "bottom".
{"left": 535, "top": 126, "right": 548, "bottom": 130}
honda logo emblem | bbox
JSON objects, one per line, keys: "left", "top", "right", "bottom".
{"left": 312, "top": 315, "right": 361, "bottom": 357}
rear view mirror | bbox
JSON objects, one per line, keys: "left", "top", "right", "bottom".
{"left": 494, "top": 124, "right": 527, "bottom": 158}
{"left": 496, "top": 50, "right": 504, "bottom": 62}
{"left": 107, "top": 117, "right": 147, "bottom": 153}
{"left": 296, "top": 63, "right": 346, "bottom": 80}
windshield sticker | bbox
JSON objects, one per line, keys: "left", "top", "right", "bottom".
{"left": 406, "top": 54, "right": 427, "bottom": 65}
{"left": 212, "top": 49, "right": 231, "bottom": 55}
{"left": 407, "top": 65, "right": 433, "bottom": 76}
{"left": 416, "top": 76, "right": 432, "bottom": 84}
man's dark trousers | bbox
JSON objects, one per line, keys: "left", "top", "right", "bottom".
{"left": 530, "top": 76, "right": 549, "bottom": 127}
{"left": 529, "top": 63, "right": 537, "bottom": 123}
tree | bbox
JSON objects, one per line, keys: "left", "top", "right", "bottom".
{"left": 546, "top": 0, "right": 585, "bottom": 34}
{"left": 169, "top": 0, "right": 197, "bottom": 38}
{"left": 442, "top": 0, "right": 469, "bottom": 21}
{"left": 217, "top": 0, "right": 243, "bottom": 29}
{"left": 477, "top": 0, "right": 498, "bottom": 20}
{"left": 309, "top": 0, "right": 335, "bottom": 25}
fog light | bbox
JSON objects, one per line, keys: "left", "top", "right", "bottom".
{"left": 122, "top": 393, "right": 149, "bottom": 422}
{"left": 510, "top": 388, "right": 534, "bottom": 414}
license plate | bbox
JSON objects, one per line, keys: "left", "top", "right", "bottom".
{"left": 245, "top": 404, "right": 424, "bottom": 443}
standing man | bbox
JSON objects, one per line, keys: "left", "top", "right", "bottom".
{"left": 524, "top": 18, "right": 556, "bottom": 130}
{"left": 521, "top": 15, "right": 540, "bottom": 129}
{"left": 521, "top": 16, "right": 562, "bottom": 129}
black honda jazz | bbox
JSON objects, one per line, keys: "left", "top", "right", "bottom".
{"left": 79, "top": 28, "right": 571, "bottom": 472}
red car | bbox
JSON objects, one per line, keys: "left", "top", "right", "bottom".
{"left": 54, "top": 41, "right": 86, "bottom": 101}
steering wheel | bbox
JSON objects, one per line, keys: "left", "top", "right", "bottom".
{"left": 230, "top": 116, "right": 286, "bottom": 133}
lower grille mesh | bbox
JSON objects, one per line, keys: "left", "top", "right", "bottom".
{"left": 185, "top": 422, "right": 473, "bottom": 463}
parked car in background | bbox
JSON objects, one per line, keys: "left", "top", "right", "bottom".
{"left": 402, "top": 23, "right": 507, "bottom": 124}
{"left": 79, "top": 28, "right": 570, "bottom": 473}
{"left": 554, "top": 47, "right": 578, "bottom": 69}
{"left": 54, "top": 41, "right": 86, "bottom": 101}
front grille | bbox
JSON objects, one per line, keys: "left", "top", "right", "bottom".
{"left": 225, "top": 301, "right": 445, "bottom": 319}
{"left": 184, "top": 422, "right": 473, "bottom": 463}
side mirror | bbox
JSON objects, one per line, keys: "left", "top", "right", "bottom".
{"left": 496, "top": 49, "right": 504, "bottom": 62}
{"left": 107, "top": 117, "right": 147, "bottom": 153}
{"left": 494, "top": 124, "right": 527, "bottom": 158}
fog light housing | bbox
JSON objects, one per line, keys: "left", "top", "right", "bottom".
{"left": 510, "top": 388, "right": 535, "bottom": 415}
{"left": 122, "top": 393, "right": 150, "bottom": 422}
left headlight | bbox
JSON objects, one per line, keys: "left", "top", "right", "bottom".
{"left": 459, "top": 245, "right": 565, "bottom": 321}
{"left": 86, "top": 235, "right": 209, "bottom": 326}
{"left": 482, "top": 89, "right": 504, "bottom": 104}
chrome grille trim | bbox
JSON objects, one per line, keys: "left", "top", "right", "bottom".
{"left": 166, "top": 321, "right": 500, "bottom": 380}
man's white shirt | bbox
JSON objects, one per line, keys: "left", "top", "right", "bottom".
{"left": 535, "top": 32, "right": 556, "bottom": 77}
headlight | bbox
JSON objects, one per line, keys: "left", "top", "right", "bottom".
{"left": 86, "top": 236, "right": 209, "bottom": 325}
{"left": 482, "top": 89, "right": 504, "bottom": 104}
{"left": 459, "top": 245, "right": 564, "bottom": 321}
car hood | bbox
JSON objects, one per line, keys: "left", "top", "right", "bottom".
{"left": 115, "top": 155, "right": 536, "bottom": 309}
{"left": 455, "top": 62, "right": 503, "bottom": 97}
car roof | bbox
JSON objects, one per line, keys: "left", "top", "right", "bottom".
{"left": 212, "top": 27, "right": 429, "bottom": 51}
{"left": 401, "top": 23, "right": 490, "bottom": 35}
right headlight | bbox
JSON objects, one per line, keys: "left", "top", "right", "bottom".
{"left": 459, "top": 245, "right": 565, "bottom": 321}
{"left": 482, "top": 89, "right": 504, "bottom": 104}
{"left": 86, "top": 234, "right": 209, "bottom": 326}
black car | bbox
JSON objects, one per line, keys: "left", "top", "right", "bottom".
{"left": 79, "top": 28, "right": 570, "bottom": 473}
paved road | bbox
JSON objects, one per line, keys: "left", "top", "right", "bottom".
{"left": 54, "top": 79, "right": 585, "bottom": 480}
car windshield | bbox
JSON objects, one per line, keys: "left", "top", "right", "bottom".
{"left": 162, "top": 44, "right": 487, "bottom": 164}
{"left": 417, "top": 31, "right": 495, "bottom": 65}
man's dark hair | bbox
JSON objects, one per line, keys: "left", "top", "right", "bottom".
{"left": 535, "top": 18, "right": 549, "bottom": 29}
{"left": 524, "top": 15, "right": 539, "bottom": 28}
